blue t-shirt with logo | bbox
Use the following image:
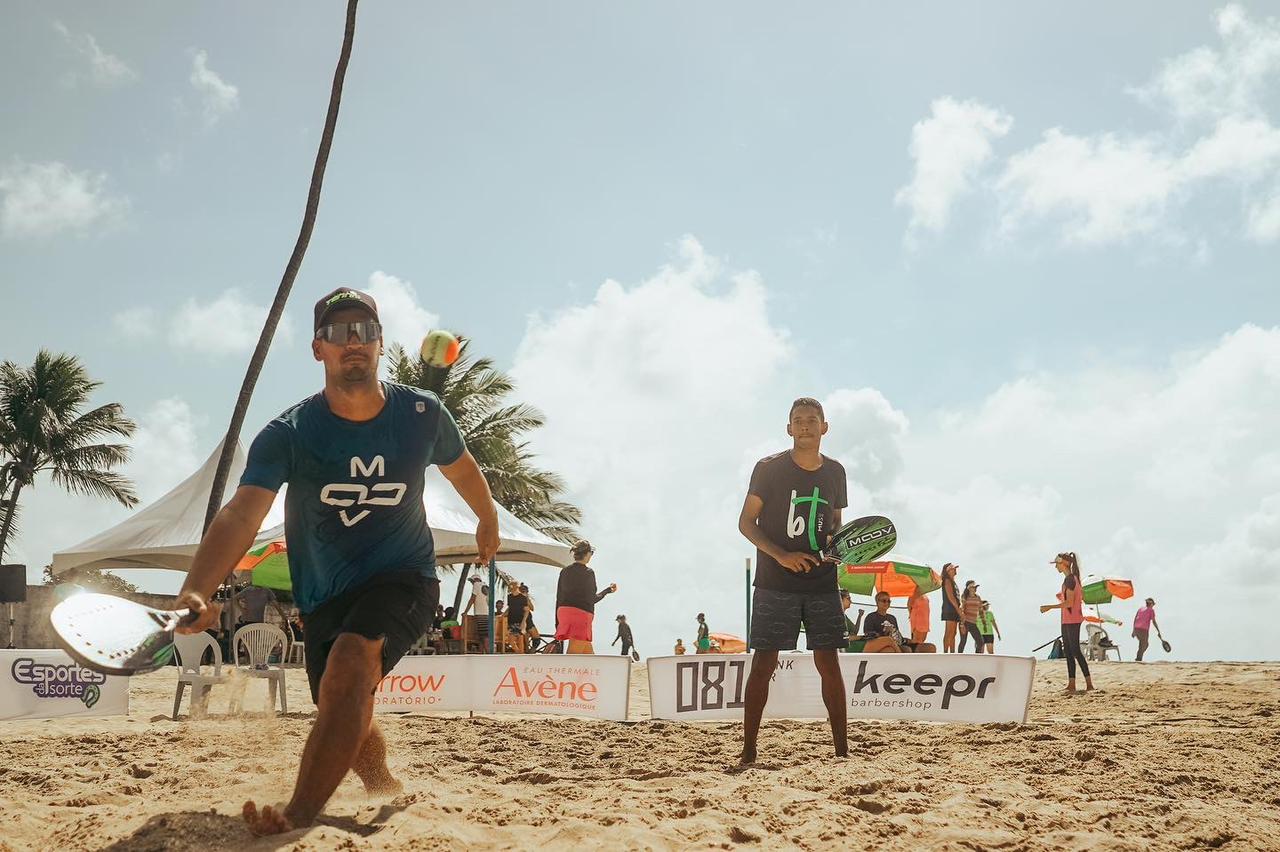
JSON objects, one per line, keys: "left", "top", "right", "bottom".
{"left": 239, "top": 382, "right": 465, "bottom": 613}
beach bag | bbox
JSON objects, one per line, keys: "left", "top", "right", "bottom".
{"left": 1047, "top": 638, "right": 1064, "bottom": 659}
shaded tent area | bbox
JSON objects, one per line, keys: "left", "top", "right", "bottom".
{"left": 52, "top": 440, "right": 572, "bottom": 585}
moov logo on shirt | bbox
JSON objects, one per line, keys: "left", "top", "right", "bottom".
{"left": 319, "top": 455, "right": 407, "bottom": 527}
{"left": 786, "top": 487, "right": 829, "bottom": 550}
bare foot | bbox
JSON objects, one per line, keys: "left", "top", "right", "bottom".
{"left": 738, "top": 747, "right": 757, "bottom": 766}
{"left": 242, "top": 801, "right": 295, "bottom": 836}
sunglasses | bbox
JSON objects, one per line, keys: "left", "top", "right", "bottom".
{"left": 315, "top": 320, "right": 383, "bottom": 344}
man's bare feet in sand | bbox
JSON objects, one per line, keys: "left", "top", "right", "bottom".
{"left": 243, "top": 801, "right": 298, "bottom": 836}
{"left": 738, "top": 746, "right": 757, "bottom": 766}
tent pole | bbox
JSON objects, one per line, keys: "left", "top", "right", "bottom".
{"left": 487, "top": 557, "right": 496, "bottom": 654}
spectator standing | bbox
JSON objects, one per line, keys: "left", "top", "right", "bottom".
{"left": 1040, "top": 551, "right": 1094, "bottom": 693}
{"left": 958, "top": 581, "right": 984, "bottom": 653}
{"left": 235, "top": 583, "right": 278, "bottom": 626}
{"left": 554, "top": 540, "right": 617, "bottom": 654}
{"left": 612, "top": 615, "right": 636, "bottom": 658}
{"left": 977, "top": 600, "right": 1001, "bottom": 653}
{"left": 907, "top": 585, "right": 931, "bottom": 647}
{"left": 695, "top": 613, "right": 711, "bottom": 654}
{"left": 1133, "top": 597, "right": 1160, "bottom": 661}
{"left": 940, "top": 563, "right": 961, "bottom": 653}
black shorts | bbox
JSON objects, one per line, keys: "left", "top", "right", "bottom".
{"left": 749, "top": 587, "right": 845, "bottom": 651}
{"left": 982, "top": 634, "right": 995, "bottom": 644}
{"left": 302, "top": 570, "right": 439, "bottom": 705}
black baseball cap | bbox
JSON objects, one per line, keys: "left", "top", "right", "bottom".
{"left": 314, "top": 287, "right": 378, "bottom": 332}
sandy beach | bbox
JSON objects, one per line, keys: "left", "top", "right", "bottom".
{"left": 0, "top": 659, "right": 1277, "bottom": 851}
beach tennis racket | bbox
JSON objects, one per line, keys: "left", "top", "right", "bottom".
{"left": 824, "top": 515, "right": 897, "bottom": 565}
{"left": 49, "top": 592, "right": 194, "bottom": 675}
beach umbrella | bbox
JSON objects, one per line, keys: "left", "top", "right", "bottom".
{"left": 235, "top": 541, "right": 292, "bottom": 591}
{"left": 838, "top": 561, "right": 941, "bottom": 598}
{"left": 1082, "top": 577, "right": 1134, "bottom": 606}
{"left": 708, "top": 633, "right": 746, "bottom": 654}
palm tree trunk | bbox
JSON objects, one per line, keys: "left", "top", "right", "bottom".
{"left": 0, "top": 481, "right": 23, "bottom": 562}
{"left": 202, "top": 0, "right": 359, "bottom": 536}
{"left": 451, "top": 563, "right": 471, "bottom": 616}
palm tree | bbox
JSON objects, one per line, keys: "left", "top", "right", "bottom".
{"left": 202, "top": 0, "right": 359, "bottom": 532}
{"left": 385, "top": 339, "right": 581, "bottom": 615}
{"left": 0, "top": 351, "right": 139, "bottom": 561}
{"left": 385, "top": 338, "right": 582, "bottom": 543}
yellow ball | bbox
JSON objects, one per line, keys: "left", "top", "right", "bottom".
{"left": 420, "top": 330, "right": 460, "bottom": 368}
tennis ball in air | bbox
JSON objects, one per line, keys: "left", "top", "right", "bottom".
{"left": 420, "top": 330, "right": 461, "bottom": 368}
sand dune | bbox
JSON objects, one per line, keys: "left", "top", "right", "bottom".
{"left": 1, "top": 660, "right": 1277, "bottom": 850}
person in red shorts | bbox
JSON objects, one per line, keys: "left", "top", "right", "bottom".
{"left": 554, "top": 540, "right": 617, "bottom": 654}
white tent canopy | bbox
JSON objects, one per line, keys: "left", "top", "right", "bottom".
{"left": 51, "top": 440, "right": 571, "bottom": 576}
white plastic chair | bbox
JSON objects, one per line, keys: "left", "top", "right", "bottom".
{"left": 230, "top": 623, "right": 288, "bottom": 715}
{"left": 172, "top": 632, "right": 228, "bottom": 720}
{"left": 286, "top": 641, "right": 306, "bottom": 665}
{"left": 1086, "top": 624, "right": 1122, "bottom": 662}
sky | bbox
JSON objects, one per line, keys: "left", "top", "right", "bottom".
{"left": 2, "top": 2, "right": 1278, "bottom": 661}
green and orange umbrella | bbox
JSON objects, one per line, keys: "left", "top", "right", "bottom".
{"left": 838, "top": 561, "right": 941, "bottom": 598}
{"left": 235, "top": 541, "right": 292, "bottom": 591}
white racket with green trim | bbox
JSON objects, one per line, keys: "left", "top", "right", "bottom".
{"left": 49, "top": 592, "right": 194, "bottom": 675}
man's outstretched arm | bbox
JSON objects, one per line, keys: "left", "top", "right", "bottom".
{"left": 440, "top": 450, "right": 500, "bottom": 564}
{"left": 176, "top": 485, "right": 277, "bottom": 633}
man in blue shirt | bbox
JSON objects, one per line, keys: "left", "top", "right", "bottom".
{"left": 176, "top": 287, "right": 500, "bottom": 835}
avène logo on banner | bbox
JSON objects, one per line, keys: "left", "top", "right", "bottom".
{"left": 374, "top": 672, "right": 448, "bottom": 707}
{"left": 492, "top": 665, "right": 601, "bottom": 711}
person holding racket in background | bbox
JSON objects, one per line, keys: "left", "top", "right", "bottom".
{"left": 1041, "top": 551, "right": 1094, "bottom": 694}
{"left": 737, "top": 397, "right": 849, "bottom": 765}
{"left": 174, "top": 287, "right": 501, "bottom": 835}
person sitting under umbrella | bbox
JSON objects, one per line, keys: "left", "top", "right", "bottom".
{"left": 860, "top": 591, "right": 936, "bottom": 653}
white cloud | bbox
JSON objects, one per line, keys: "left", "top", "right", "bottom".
{"left": 1246, "top": 189, "right": 1280, "bottom": 241}
{"left": 1135, "top": 3, "right": 1280, "bottom": 123}
{"left": 360, "top": 271, "right": 441, "bottom": 352}
{"left": 913, "top": 5, "right": 1280, "bottom": 248}
{"left": 895, "top": 97, "right": 1012, "bottom": 242}
{"left": 508, "top": 241, "right": 1279, "bottom": 662}
{"left": 53, "top": 20, "right": 138, "bottom": 88}
{"left": 111, "top": 306, "right": 159, "bottom": 339}
{"left": 0, "top": 159, "right": 128, "bottom": 238}
{"left": 189, "top": 49, "right": 239, "bottom": 126}
{"left": 995, "top": 130, "right": 1181, "bottom": 246}
{"left": 123, "top": 398, "right": 203, "bottom": 503}
{"left": 168, "top": 288, "right": 292, "bottom": 354}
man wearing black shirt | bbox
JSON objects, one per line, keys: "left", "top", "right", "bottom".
{"left": 737, "top": 397, "right": 849, "bottom": 765}
{"left": 554, "top": 540, "right": 617, "bottom": 654}
{"left": 507, "top": 584, "right": 530, "bottom": 651}
{"left": 862, "top": 591, "right": 936, "bottom": 653}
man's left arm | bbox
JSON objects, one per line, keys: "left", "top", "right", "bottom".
{"left": 439, "top": 450, "right": 500, "bottom": 564}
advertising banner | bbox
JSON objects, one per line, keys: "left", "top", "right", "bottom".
{"left": 374, "top": 654, "right": 631, "bottom": 721}
{"left": 0, "top": 649, "right": 130, "bottom": 721}
{"left": 648, "top": 653, "right": 1034, "bottom": 724}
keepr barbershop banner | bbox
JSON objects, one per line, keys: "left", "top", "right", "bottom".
{"left": 375, "top": 655, "right": 631, "bottom": 721}
{"left": 0, "top": 649, "right": 130, "bottom": 720}
{"left": 648, "top": 653, "right": 1034, "bottom": 724}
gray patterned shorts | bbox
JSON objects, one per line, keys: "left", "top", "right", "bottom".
{"left": 749, "top": 587, "right": 846, "bottom": 651}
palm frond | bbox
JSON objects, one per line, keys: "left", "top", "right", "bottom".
{"left": 49, "top": 467, "right": 139, "bottom": 507}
